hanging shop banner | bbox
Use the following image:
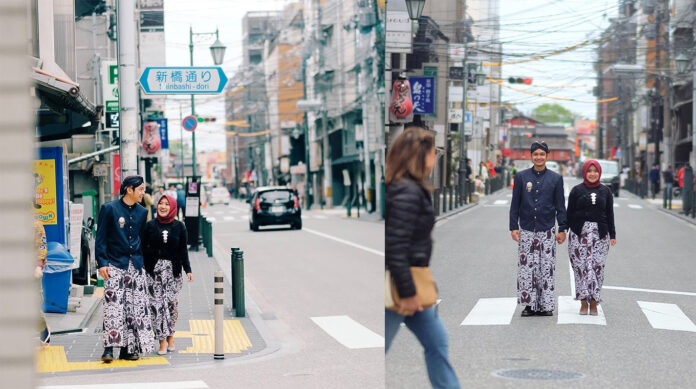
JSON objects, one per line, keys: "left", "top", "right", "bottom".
{"left": 34, "top": 159, "right": 58, "bottom": 225}
{"left": 408, "top": 76, "right": 435, "bottom": 115}
{"left": 141, "top": 120, "right": 163, "bottom": 154}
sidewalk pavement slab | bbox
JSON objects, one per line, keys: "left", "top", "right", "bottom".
{"left": 38, "top": 249, "right": 269, "bottom": 375}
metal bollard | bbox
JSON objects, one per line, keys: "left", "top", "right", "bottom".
{"left": 206, "top": 220, "right": 213, "bottom": 258}
{"left": 214, "top": 271, "right": 224, "bottom": 360}
{"left": 232, "top": 250, "right": 245, "bottom": 317}
{"left": 230, "top": 248, "right": 239, "bottom": 310}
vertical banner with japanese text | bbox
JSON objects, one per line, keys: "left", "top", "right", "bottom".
{"left": 34, "top": 159, "right": 58, "bottom": 225}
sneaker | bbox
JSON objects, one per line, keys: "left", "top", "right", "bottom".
{"left": 520, "top": 306, "right": 535, "bottom": 317}
{"left": 101, "top": 347, "right": 114, "bottom": 363}
{"left": 536, "top": 310, "right": 553, "bottom": 316}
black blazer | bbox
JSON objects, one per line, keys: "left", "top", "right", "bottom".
{"left": 567, "top": 183, "right": 616, "bottom": 239}
{"left": 385, "top": 177, "right": 434, "bottom": 299}
{"left": 142, "top": 219, "right": 191, "bottom": 278}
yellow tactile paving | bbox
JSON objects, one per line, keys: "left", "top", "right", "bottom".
{"left": 178, "top": 319, "right": 252, "bottom": 354}
{"left": 36, "top": 346, "right": 169, "bottom": 373}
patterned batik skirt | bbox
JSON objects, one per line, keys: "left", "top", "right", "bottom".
{"left": 147, "top": 259, "right": 183, "bottom": 340}
{"left": 102, "top": 262, "right": 155, "bottom": 354}
{"left": 517, "top": 228, "right": 557, "bottom": 312}
{"left": 568, "top": 221, "right": 610, "bottom": 302}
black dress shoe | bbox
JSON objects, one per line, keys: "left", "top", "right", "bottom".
{"left": 536, "top": 310, "right": 553, "bottom": 316}
{"left": 119, "top": 351, "right": 140, "bottom": 361}
{"left": 521, "top": 306, "right": 535, "bottom": 317}
{"left": 101, "top": 347, "right": 114, "bottom": 363}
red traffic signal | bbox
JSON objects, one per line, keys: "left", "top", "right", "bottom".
{"left": 507, "top": 77, "right": 532, "bottom": 85}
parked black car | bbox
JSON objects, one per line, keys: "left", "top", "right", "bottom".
{"left": 596, "top": 159, "right": 620, "bottom": 197}
{"left": 248, "top": 187, "right": 302, "bottom": 231}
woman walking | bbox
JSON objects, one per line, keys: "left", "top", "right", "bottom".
{"left": 143, "top": 195, "right": 193, "bottom": 354}
{"left": 385, "top": 126, "right": 461, "bottom": 389}
{"left": 567, "top": 160, "right": 616, "bottom": 315}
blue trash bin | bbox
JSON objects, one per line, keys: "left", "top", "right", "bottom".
{"left": 42, "top": 242, "right": 74, "bottom": 313}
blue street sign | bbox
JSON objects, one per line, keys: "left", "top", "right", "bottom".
{"left": 142, "top": 118, "right": 168, "bottom": 149}
{"left": 464, "top": 111, "right": 472, "bottom": 123}
{"left": 139, "top": 67, "right": 228, "bottom": 94}
{"left": 408, "top": 76, "right": 435, "bottom": 115}
{"left": 182, "top": 115, "right": 197, "bottom": 132}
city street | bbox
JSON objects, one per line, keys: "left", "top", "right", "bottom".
{"left": 38, "top": 199, "right": 384, "bottom": 389}
{"left": 386, "top": 178, "right": 696, "bottom": 388}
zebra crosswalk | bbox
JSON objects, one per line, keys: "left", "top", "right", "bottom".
{"left": 483, "top": 199, "right": 646, "bottom": 209}
{"left": 460, "top": 297, "right": 696, "bottom": 332}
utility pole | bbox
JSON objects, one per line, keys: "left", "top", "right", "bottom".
{"left": 316, "top": 0, "right": 332, "bottom": 207}
{"left": 117, "top": 0, "right": 139, "bottom": 177}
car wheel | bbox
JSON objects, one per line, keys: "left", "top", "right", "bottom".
{"left": 250, "top": 221, "right": 259, "bottom": 231}
{"left": 293, "top": 220, "right": 302, "bottom": 230}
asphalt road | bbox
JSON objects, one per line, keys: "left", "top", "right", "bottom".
{"left": 38, "top": 200, "right": 385, "bottom": 389}
{"left": 386, "top": 178, "right": 696, "bottom": 388}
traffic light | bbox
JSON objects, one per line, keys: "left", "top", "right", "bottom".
{"left": 197, "top": 116, "right": 216, "bottom": 123}
{"left": 508, "top": 77, "right": 532, "bottom": 85}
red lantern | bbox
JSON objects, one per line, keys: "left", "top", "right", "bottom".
{"left": 142, "top": 121, "right": 162, "bottom": 154}
{"left": 389, "top": 78, "right": 413, "bottom": 120}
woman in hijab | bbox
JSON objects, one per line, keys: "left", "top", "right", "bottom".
{"left": 567, "top": 160, "right": 616, "bottom": 315}
{"left": 142, "top": 195, "right": 193, "bottom": 354}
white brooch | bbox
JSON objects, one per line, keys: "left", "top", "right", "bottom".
{"left": 590, "top": 193, "right": 597, "bottom": 205}
{"left": 162, "top": 230, "right": 169, "bottom": 243}
{"left": 526, "top": 182, "right": 533, "bottom": 192}
{"left": 118, "top": 217, "right": 125, "bottom": 228}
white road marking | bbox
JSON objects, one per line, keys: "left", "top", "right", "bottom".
{"left": 494, "top": 200, "right": 508, "bottom": 205}
{"left": 303, "top": 228, "right": 383, "bottom": 256}
{"left": 311, "top": 316, "right": 384, "bottom": 349}
{"left": 460, "top": 298, "right": 517, "bottom": 326}
{"left": 223, "top": 216, "right": 235, "bottom": 221}
{"left": 205, "top": 217, "right": 216, "bottom": 222}
{"left": 214, "top": 210, "right": 225, "bottom": 215}
{"left": 506, "top": 194, "right": 512, "bottom": 197}
{"left": 238, "top": 215, "right": 248, "bottom": 220}
{"left": 312, "top": 215, "right": 328, "bottom": 219}
{"left": 613, "top": 203, "right": 619, "bottom": 207}
{"left": 637, "top": 301, "right": 696, "bottom": 332}
{"left": 603, "top": 285, "right": 696, "bottom": 297}
{"left": 568, "top": 263, "right": 575, "bottom": 298}
{"left": 38, "top": 381, "right": 209, "bottom": 389}
{"left": 557, "top": 296, "right": 606, "bottom": 325}
{"left": 628, "top": 204, "right": 643, "bottom": 209}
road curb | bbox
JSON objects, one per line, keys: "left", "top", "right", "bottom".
{"left": 656, "top": 206, "right": 696, "bottom": 226}
{"left": 49, "top": 296, "right": 101, "bottom": 335}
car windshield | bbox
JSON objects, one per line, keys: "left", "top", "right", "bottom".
{"left": 259, "top": 190, "right": 292, "bottom": 202}
{"left": 598, "top": 161, "right": 619, "bottom": 175}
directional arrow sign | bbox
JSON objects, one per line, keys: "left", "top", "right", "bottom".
{"left": 139, "top": 67, "right": 228, "bottom": 95}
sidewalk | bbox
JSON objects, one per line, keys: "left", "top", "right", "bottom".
{"left": 622, "top": 190, "right": 696, "bottom": 226}
{"left": 305, "top": 204, "right": 384, "bottom": 223}
{"left": 38, "top": 248, "right": 270, "bottom": 375}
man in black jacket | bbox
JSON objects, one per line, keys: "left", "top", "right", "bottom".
{"left": 96, "top": 175, "right": 155, "bottom": 362}
{"left": 509, "top": 141, "right": 568, "bottom": 317}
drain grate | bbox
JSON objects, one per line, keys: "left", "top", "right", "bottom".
{"left": 493, "top": 369, "right": 585, "bottom": 381}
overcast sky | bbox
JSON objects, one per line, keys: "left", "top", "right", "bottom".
{"left": 163, "top": 0, "right": 291, "bottom": 151}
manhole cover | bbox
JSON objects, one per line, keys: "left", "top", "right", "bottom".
{"left": 493, "top": 369, "right": 585, "bottom": 381}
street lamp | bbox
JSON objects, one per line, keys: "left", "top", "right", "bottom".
{"left": 188, "top": 26, "right": 226, "bottom": 250}
{"left": 405, "top": 0, "right": 426, "bottom": 20}
{"left": 675, "top": 52, "right": 689, "bottom": 74}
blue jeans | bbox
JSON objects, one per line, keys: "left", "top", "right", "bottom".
{"left": 385, "top": 307, "right": 461, "bottom": 389}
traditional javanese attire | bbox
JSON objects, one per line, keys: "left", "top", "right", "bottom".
{"left": 509, "top": 142, "right": 568, "bottom": 313}
{"left": 143, "top": 195, "right": 191, "bottom": 340}
{"left": 96, "top": 190, "right": 155, "bottom": 355}
{"left": 567, "top": 160, "right": 616, "bottom": 303}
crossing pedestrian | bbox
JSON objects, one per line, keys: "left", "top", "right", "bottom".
{"left": 649, "top": 163, "right": 660, "bottom": 199}
{"left": 566, "top": 160, "right": 616, "bottom": 315}
{"left": 96, "top": 175, "right": 155, "bottom": 362}
{"left": 385, "top": 126, "right": 461, "bottom": 389}
{"left": 143, "top": 195, "right": 192, "bottom": 355}
{"left": 509, "top": 140, "right": 568, "bottom": 317}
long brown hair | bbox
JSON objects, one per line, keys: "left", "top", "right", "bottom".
{"left": 385, "top": 126, "right": 435, "bottom": 187}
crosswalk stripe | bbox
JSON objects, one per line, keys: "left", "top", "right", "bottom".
{"left": 460, "top": 298, "right": 517, "bottom": 326}
{"left": 223, "top": 216, "right": 235, "bottom": 221}
{"left": 628, "top": 204, "right": 643, "bottom": 209}
{"left": 38, "top": 381, "right": 208, "bottom": 389}
{"left": 614, "top": 203, "right": 619, "bottom": 207}
{"left": 493, "top": 200, "right": 508, "bottom": 205}
{"left": 637, "top": 301, "right": 696, "bottom": 332}
{"left": 205, "top": 217, "right": 216, "bottom": 222}
{"left": 313, "top": 215, "right": 328, "bottom": 219}
{"left": 557, "top": 296, "right": 606, "bottom": 325}
{"left": 311, "top": 316, "right": 384, "bottom": 349}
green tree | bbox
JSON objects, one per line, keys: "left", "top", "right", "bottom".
{"left": 531, "top": 103, "right": 580, "bottom": 125}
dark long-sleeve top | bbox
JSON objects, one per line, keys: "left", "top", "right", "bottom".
{"left": 142, "top": 219, "right": 191, "bottom": 278}
{"left": 385, "top": 176, "right": 434, "bottom": 299}
{"left": 96, "top": 199, "right": 148, "bottom": 270}
{"left": 509, "top": 167, "right": 568, "bottom": 232}
{"left": 566, "top": 183, "right": 616, "bottom": 240}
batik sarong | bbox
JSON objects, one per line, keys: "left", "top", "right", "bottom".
{"left": 102, "top": 262, "right": 155, "bottom": 354}
{"left": 517, "top": 228, "right": 556, "bottom": 312}
{"left": 568, "top": 221, "right": 609, "bottom": 302}
{"left": 147, "top": 259, "right": 183, "bottom": 340}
